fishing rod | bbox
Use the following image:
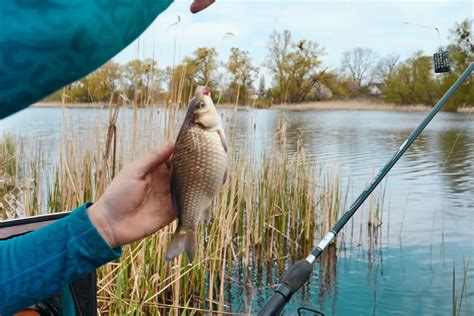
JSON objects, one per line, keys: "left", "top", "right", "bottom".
{"left": 258, "top": 62, "right": 474, "bottom": 315}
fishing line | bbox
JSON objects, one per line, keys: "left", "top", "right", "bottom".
{"left": 403, "top": 21, "right": 442, "bottom": 47}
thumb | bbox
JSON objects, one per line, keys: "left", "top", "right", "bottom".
{"left": 190, "top": 0, "right": 215, "bottom": 13}
{"left": 136, "top": 143, "right": 174, "bottom": 176}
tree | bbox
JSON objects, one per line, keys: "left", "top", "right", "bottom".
{"left": 122, "top": 59, "right": 163, "bottom": 105}
{"left": 265, "top": 30, "right": 324, "bottom": 103}
{"left": 383, "top": 52, "right": 438, "bottom": 106}
{"left": 382, "top": 19, "right": 472, "bottom": 110}
{"left": 102, "top": 61, "right": 122, "bottom": 93}
{"left": 265, "top": 30, "right": 292, "bottom": 102}
{"left": 44, "top": 61, "right": 122, "bottom": 103}
{"left": 226, "top": 47, "right": 259, "bottom": 105}
{"left": 372, "top": 54, "right": 400, "bottom": 84}
{"left": 186, "top": 47, "right": 218, "bottom": 87}
{"left": 168, "top": 47, "right": 219, "bottom": 105}
{"left": 341, "top": 47, "right": 376, "bottom": 93}
{"left": 438, "top": 18, "right": 473, "bottom": 110}
{"left": 448, "top": 18, "right": 473, "bottom": 70}
{"left": 286, "top": 40, "right": 324, "bottom": 102}
{"left": 61, "top": 61, "right": 122, "bottom": 103}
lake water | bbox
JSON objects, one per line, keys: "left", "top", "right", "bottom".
{"left": 1, "top": 107, "right": 473, "bottom": 315}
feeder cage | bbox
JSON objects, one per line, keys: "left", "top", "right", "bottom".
{"left": 433, "top": 49, "right": 451, "bottom": 73}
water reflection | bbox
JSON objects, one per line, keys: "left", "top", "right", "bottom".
{"left": 436, "top": 130, "right": 473, "bottom": 195}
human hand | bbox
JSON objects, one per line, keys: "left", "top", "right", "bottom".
{"left": 190, "top": 0, "right": 215, "bottom": 13}
{"left": 87, "top": 144, "right": 176, "bottom": 248}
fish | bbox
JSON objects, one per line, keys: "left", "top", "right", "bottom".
{"left": 166, "top": 86, "right": 228, "bottom": 262}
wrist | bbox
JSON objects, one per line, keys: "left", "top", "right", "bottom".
{"left": 87, "top": 203, "right": 118, "bottom": 248}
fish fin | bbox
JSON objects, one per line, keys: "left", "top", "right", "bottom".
{"left": 166, "top": 228, "right": 196, "bottom": 261}
{"left": 223, "top": 168, "right": 228, "bottom": 184}
{"left": 218, "top": 129, "right": 227, "bottom": 153}
{"left": 202, "top": 206, "right": 212, "bottom": 224}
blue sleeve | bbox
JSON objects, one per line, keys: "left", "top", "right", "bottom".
{"left": 0, "top": 203, "right": 122, "bottom": 315}
{"left": 0, "top": 0, "right": 173, "bottom": 120}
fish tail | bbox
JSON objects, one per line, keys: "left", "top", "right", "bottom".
{"left": 166, "top": 227, "right": 196, "bottom": 262}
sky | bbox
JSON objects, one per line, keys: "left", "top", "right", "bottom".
{"left": 113, "top": 0, "right": 472, "bottom": 74}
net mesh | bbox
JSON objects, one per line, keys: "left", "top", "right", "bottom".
{"left": 433, "top": 49, "right": 451, "bottom": 73}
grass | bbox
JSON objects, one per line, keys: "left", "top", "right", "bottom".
{"left": 1, "top": 105, "right": 388, "bottom": 314}
{"left": 453, "top": 259, "right": 470, "bottom": 316}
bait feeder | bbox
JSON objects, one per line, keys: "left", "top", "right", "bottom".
{"left": 402, "top": 22, "right": 452, "bottom": 74}
{"left": 433, "top": 48, "right": 451, "bottom": 73}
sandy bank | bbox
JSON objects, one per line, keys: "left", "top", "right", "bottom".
{"left": 33, "top": 100, "right": 473, "bottom": 113}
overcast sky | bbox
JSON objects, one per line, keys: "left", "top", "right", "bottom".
{"left": 114, "top": 0, "right": 472, "bottom": 73}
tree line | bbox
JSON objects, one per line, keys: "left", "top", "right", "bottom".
{"left": 46, "top": 19, "right": 472, "bottom": 111}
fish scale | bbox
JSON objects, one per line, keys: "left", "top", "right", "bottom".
{"left": 166, "top": 86, "right": 227, "bottom": 261}
{"left": 173, "top": 126, "right": 226, "bottom": 225}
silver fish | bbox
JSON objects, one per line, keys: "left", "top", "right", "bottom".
{"left": 166, "top": 86, "right": 228, "bottom": 261}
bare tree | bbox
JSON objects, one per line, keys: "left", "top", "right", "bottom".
{"left": 287, "top": 40, "right": 324, "bottom": 102}
{"left": 265, "top": 30, "right": 292, "bottom": 101}
{"left": 341, "top": 47, "right": 376, "bottom": 88}
{"left": 265, "top": 30, "right": 324, "bottom": 103}
{"left": 373, "top": 54, "right": 400, "bottom": 84}
{"left": 226, "top": 47, "right": 259, "bottom": 105}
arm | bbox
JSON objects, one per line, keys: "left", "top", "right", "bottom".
{"left": 0, "top": 0, "right": 173, "bottom": 120}
{"left": 0, "top": 144, "right": 176, "bottom": 314}
{"left": 0, "top": 0, "right": 216, "bottom": 120}
{"left": 0, "top": 203, "right": 121, "bottom": 315}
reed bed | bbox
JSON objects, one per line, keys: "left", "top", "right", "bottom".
{"left": 0, "top": 105, "right": 386, "bottom": 314}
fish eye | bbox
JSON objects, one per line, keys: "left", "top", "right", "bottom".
{"left": 197, "top": 102, "right": 205, "bottom": 108}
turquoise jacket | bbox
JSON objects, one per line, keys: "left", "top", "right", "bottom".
{"left": 0, "top": 0, "right": 173, "bottom": 313}
{"left": 0, "top": 204, "right": 121, "bottom": 315}
{"left": 0, "top": 0, "right": 173, "bottom": 120}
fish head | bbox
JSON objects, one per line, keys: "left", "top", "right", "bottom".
{"left": 187, "top": 86, "right": 221, "bottom": 129}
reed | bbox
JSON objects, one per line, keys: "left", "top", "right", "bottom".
{"left": 452, "top": 259, "right": 470, "bottom": 316}
{"left": 1, "top": 107, "right": 386, "bottom": 314}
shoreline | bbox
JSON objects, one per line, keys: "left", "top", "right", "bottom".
{"left": 32, "top": 100, "right": 473, "bottom": 113}
{"left": 33, "top": 102, "right": 108, "bottom": 109}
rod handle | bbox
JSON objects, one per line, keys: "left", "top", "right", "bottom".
{"left": 258, "top": 285, "right": 289, "bottom": 316}
{"left": 258, "top": 259, "right": 313, "bottom": 315}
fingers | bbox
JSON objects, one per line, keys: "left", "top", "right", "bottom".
{"left": 136, "top": 143, "right": 174, "bottom": 176}
{"left": 190, "top": 0, "right": 215, "bottom": 13}
{"left": 165, "top": 155, "right": 173, "bottom": 169}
